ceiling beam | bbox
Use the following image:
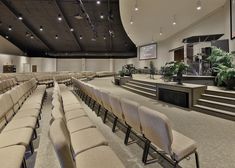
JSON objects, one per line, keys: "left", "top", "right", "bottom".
{"left": 1, "top": 0, "right": 54, "bottom": 51}
{"left": 55, "top": 0, "right": 82, "bottom": 51}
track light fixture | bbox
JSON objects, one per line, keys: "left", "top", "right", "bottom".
{"left": 40, "top": 26, "right": 43, "bottom": 31}
{"left": 172, "top": 15, "right": 177, "bottom": 25}
{"left": 8, "top": 25, "right": 12, "bottom": 31}
{"left": 96, "top": 1, "right": 101, "bottom": 5}
{"left": 196, "top": 0, "right": 202, "bottom": 10}
{"left": 134, "top": 0, "right": 139, "bottom": 11}
{"left": 103, "top": 35, "right": 106, "bottom": 40}
{"left": 79, "top": 35, "right": 83, "bottom": 40}
{"left": 160, "top": 27, "right": 163, "bottom": 36}
{"left": 57, "top": 14, "right": 62, "bottom": 21}
{"left": 5, "top": 35, "right": 9, "bottom": 39}
{"left": 70, "top": 28, "right": 74, "bottom": 32}
{"left": 55, "top": 35, "right": 59, "bottom": 39}
{"left": 25, "top": 32, "right": 30, "bottom": 37}
{"left": 18, "top": 14, "right": 23, "bottom": 20}
{"left": 30, "top": 35, "right": 34, "bottom": 39}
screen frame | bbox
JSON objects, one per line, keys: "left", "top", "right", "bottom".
{"left": 231, "top": 0, "right": 235, "bottom": 40}
{"left": 138, "top": 43, "right": 157, "bottom": 60}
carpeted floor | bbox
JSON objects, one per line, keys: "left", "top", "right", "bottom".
{"left": 29, "top": 78, "right": 235, "bottom": 168}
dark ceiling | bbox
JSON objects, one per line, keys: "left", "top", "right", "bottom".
{"left": 0, "top": 0, "right": 136, "bottom": 58}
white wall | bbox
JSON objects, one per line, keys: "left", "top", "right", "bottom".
{"left": 85, "top": 59, "right": 110, "bottom": 72}
{"left": 57, "top": 59, "right": 83, "bottom": 72}
{"left": 30, "top": 58, "right": 56, "bottom": 72}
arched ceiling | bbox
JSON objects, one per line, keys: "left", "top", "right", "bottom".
{"left": 120, "top": 0, "right": 227, "bottom": 46}
{"left": 0, "top": 0, "right": 136, "bottom": 58}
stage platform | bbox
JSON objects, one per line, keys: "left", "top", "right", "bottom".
{"left": 118, "top": 74, "right": 235, "bottom": 121}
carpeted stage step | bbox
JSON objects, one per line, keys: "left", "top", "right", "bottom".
{"left": 193, "top": 89, "right": 235, "bottom": 121}
{"left": 121, "top": 85, "right": 156, "bottom": 99}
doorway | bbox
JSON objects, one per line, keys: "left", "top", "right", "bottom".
{"left": 174, "top": 48, "right": 184, "bottom": 62}
{"left": 32, "top": 65, "right": 37, "bottom": 72}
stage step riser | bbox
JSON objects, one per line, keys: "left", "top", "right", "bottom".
{"left": 128, "top": 81, "right": 156, "bottom": 90}
{"left": 193, "top": 106, "right": 235, "bottom": 121}
{"left": 132, "top": 79, "right": 156, "bottom": 86}
{"left": 201, "top": 95, "right": 235, "bottom": 105}
{"left": 121, "top": 86, "right": 157, "bottom": 99}
{"left": 125, "top": 83, "right": 156, "bottom": 94}
{"left": 197, "top": 100, "right": 235, "bottom": 112}
{"left": 205, "top": 90, "right": 235, "bottom": 98}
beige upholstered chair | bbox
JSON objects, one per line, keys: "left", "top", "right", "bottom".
{"left": 109, "top": 94, "right": 125, "bottom": 132}
{"left": 120, "top": 98, "right": 141, "bottom": 145}
{"left": 138, "top": 106, "right": 199, "bottom": 167}
{"left": 100, "top": 90, "right": 112, "bottom": 123}
{"left": 49, "top": 119, "right": 76, "bottom": 168}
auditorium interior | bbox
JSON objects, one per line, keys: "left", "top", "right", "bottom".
{"left": 0, "top": 0, "right": 234, "bottom": 168}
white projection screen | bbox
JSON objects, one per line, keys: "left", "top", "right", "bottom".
{"left": 139, "top": 43, "right": 157, "bottom": 60}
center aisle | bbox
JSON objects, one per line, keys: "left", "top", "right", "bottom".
{"left": 34, "top": 88, "right": 60, "bottom": 168}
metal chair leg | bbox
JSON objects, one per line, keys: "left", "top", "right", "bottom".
{"left": 124, "top": 126, "right": 131, "bottom": 145}
{"left": 92, "top": 101, "right": 96, "bottom": 111}
{"left": 33, "top": 129, "right": 37, "bottom": 140}
{"left": 195, "top": 151, "right": 200, "bottom": 168}
{"left": 21, "top": 157, "right": 27, "bottom": 168}
{"left": 142, "top": 138, "right": 151, "bottom": 164}
{"left": 112, "top": 117, "right": 118, "bottom": 132}
{"left": 29, "top": 141, "right": 34, "bottom": 154}
{"left": 103, "top": 110, "right": 108, "bottom": 123}
{"left": 97, "top": 105, "right": 101, "bottom": 116}
{"left": 173, "top": 161, "right": 179, "bottom": 168}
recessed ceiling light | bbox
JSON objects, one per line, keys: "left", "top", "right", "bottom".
{"left": 25, "top": 32, "right": 30, "bottom": 37}
{"left": 70, "top": 28, "right": 74, "bottom": 32}
{"left": 18, "top": 14, "right": 23, "bottom": 20}
{"left": 40, "top": 26, "right": 43, "bottom": 31}
{"left": 55, "top": 35, "right": 59, "bottom": 39}
{"left": 100, "top": 13, "right": 104, "bottom": 19}
{"left": 96, "top": 1, "right": 101, "bottom": 5}
{"left": 79, "top": 35, "right": 83, "bottom": 40}
{"left": 30, "top": 35, "right": 34, "bottom": 39}
{"left": 103, "top": 36, "right": 106, "bottom": 40}
{"left": 5, "top": 35, "right": 9, "bottom": 39}
{"left": 58, "top": 14, "right": 62, "bottom": 21}
{"left": 8, "top": 25, "right": 12, "bottom": 31}
{"left": 196, "top": 0, "right": 202, "bottom": 10}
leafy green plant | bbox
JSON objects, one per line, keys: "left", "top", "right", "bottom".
{"left": 161, "top": 61, "right": 188, "bottom": 82}
{"left": 216, "top": 65, "right": 235, "bottom": 89}
{"left": 207, "top": 47, "right": 234, "bottom": 74}
{"left": 150, "top": 61, "right": 156, "bottom": 75}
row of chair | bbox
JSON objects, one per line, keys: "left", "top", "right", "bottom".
{"left": 50, "top": 82, "right": 125, "bottom": 168}
{"left": 73, "top": 78, "right": 200, "bottom": 168}
{"left": 0, "top": 78, "right": 18, "bottom": 94}
{"left": 54, "top": 75, "right": 72, "bottom": 85}
{"left": 0, "top": 78, "right": 46, "bottom": 168}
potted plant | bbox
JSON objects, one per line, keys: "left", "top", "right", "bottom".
{"left": 216, "top": 65, "right": 235, "bottom": 90}
{"left": 174, "top": 62, "right": 189, "bottom": 85}
{"left": 119, "top": 70, "right": 125, "bottom": 77}
{"left": 207, "top": 47, "right": 234, "bottom": 76}
{"left": 161, "top": 61, "right": 188, "bottom": 84}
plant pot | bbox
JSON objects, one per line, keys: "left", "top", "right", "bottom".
{"left": 176, "top": 73, "right": 183, "bottom": 85}
{"left": 226, "top": 78, "right": 235, "bottom": 90}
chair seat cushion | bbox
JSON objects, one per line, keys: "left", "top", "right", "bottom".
{"left": 171, "top": 130, "right": 197, "bottom": 161}
{"left": 75, "top": 146, "right": 125, "bottom": 168}
{"left": 71, "top": 128, "right": 108, "bottom": 156}
{"left": 64, "top": 103, "right": 82, "bottom": 112}
{"left": 65, "top": 109, "right": 87, "bottom": 121}
{"left": 0, "top": 145, "right": 26, "bottom": 168}
{"left": 2, "top": 117, "right": 37, "bottom": 132}
{"left": 14, "top": 109, "right": 40, "bottom": 119}
{"left": 67, "top": 116, "right": 95, "bottom": 134}
{"left": 0, "top": 128, "right": 33, "bottom": 148}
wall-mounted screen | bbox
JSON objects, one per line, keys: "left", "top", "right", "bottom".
{"left": 231, "top": 0, "right": 235, "bottom": 39}
{"left": 139, "top": 43, "right": 157, "bottom": 60}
